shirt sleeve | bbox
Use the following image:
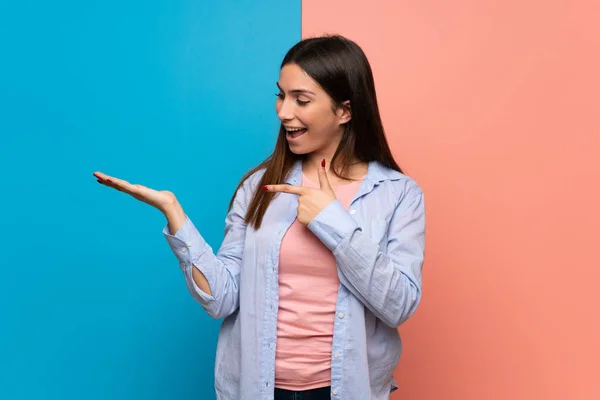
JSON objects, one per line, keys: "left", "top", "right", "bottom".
{"left": 162, "top": 177, "right": 253, "bottom": 320}
{"left": 307, "top": 181, "right": 425, "bottom": 328}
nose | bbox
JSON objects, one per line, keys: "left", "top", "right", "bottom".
{"left": 276, "top": 98, "right": 294, "bottom": 122}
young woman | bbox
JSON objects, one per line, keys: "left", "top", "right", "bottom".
{"left": 94, "top": 35, "right": 425, "bottom": 400}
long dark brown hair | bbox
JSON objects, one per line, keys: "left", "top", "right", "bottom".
{"left": 229, "top": 34, "right": 402, "bottom": 229}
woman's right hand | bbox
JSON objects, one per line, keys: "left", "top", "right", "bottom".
{"left": 94, "top": 171, "right": 208, "bottom": 292}
{"left": 93, "top": 171, "right": 179, "bottom": 215}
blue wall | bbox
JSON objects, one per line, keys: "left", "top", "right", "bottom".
{"left": 0, "top": 1, "right": 300, "bottom": 398}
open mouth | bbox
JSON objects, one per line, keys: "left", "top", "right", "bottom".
{"left": 285, "top": 127, "right": 307, "bottom": 139}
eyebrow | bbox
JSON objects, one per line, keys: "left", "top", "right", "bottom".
{"left": 276, "top": 82, "right": 316, "bottom": 96}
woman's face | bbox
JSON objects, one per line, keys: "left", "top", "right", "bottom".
{"left": 275, "top": 63, "right": 351, "bottom": 157}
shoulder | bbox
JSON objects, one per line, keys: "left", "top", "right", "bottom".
{"left": 231, "top": 166, "right": 267, "bottom": 206}
{"left": 368, "top": 161, "right": 423, "bottom": 203}
{"left": 364, "top": 163, "right": 425, "bottom": 226}
{"left": 241, "top": 167, "right": 266, "bottom": 191}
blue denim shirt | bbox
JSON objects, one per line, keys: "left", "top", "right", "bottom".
{"left": 163, "top": 160, "right": 425, "bottom": 400}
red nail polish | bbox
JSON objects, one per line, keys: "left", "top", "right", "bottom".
{"left": 321, "top": 159, "right": 326, "bottom": 168}
{"left": 262, "top": 185, "right": 268, "bottom": 191}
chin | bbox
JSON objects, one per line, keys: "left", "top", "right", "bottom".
{"left": 288, "top": 147, "right": 309, "bottom": 155}
{"left": 287, "top": 143, "right": 312, "bottom": 155}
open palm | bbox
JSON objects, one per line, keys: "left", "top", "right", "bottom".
{"left": 93, "top": 171, "right": 177, "bottom": 213}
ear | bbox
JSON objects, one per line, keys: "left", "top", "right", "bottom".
{"left": 336, "top": 100, "right": 351, "bottom": 125}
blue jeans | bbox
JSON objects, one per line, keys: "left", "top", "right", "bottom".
{"left": 274, "top": 386, "right": 331, "bottom": 400}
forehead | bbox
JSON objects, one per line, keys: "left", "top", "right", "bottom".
{"left": 278, "top": 63, "right": 321, "bottom": 92}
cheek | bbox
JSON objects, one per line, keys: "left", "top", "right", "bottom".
{"left": 306, "top": 109, "right": 336, "bottom": 132}
{"left": 301, "top": 108, "right": 324, "bottom": 128}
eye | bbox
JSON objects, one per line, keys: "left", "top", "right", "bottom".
{"left": 275, "top": 92, "right": 284, "bottom": 100}
{"left": 296, "top": 99, "right": 309, "bottom": 106}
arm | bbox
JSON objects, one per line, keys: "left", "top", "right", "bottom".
{"left": 162, "top": 179, "right": 251, "bottom": 320}
{"left": 93, "top": 169, "right": 250, "bottom": 319}
{"left": 307, "top": 184, "right": 425, "bottom": 328}
{"left": 162, "top": 202, "right": 213, "bottom": 295}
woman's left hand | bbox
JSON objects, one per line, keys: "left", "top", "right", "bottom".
{"left": 264, "top": 160, "right": 336, "bottom": 225}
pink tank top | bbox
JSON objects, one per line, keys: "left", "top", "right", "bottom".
{"left": 274, "top": 173, "right": 363, "bottom": 390}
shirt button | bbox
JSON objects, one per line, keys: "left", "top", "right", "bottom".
{"left": 334, "top": 353, "right": 339, "bottom": 359}
{"left": 181, "top": 248, "right": 187, "bottom": 253}
{"left": 350, "top": 209, "right": 357, "bottom": 215}
{"left": 338, "top": 312, "right": 345, "bottom": 319}
{"left": 186, "top": 241, "right": 193, "bottom": 246}
{"left": 332, "top": 389, "right": 338, "bottom": 396}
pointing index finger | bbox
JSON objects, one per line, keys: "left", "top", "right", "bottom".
{"left": 264, "top": 184, "right": 305, "bottom": 195}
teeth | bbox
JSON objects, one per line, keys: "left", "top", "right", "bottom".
{"left": 286, "top": 127, "right": 305, "bottom": 132}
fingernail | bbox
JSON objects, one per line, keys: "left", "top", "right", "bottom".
{"left": 262, "top": 185, "right": 268, "bottom": 191}
{"left": 321, "top": 159, "right": 326, "bottom": 168}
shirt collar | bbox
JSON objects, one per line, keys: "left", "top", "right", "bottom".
{"left": 285, "top": 159, "right": 403, "bottom": 186}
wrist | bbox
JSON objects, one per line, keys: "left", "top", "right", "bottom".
{"left": 162, "top": 200, "right": 187, "bottom": 235}
{"left": 161, "top": 199, "right": 183, "bottom": 218}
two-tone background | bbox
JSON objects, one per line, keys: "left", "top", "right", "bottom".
{"left": 1, "top": 1, "right": 598, "bottom": 399}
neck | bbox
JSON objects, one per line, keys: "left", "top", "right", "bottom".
{"left": 302, "top": 153, "right": 367, "bottom": 182}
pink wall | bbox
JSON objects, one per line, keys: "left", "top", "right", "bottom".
{"left": 303, "top": 1, "right": 600, "bottom": 398}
